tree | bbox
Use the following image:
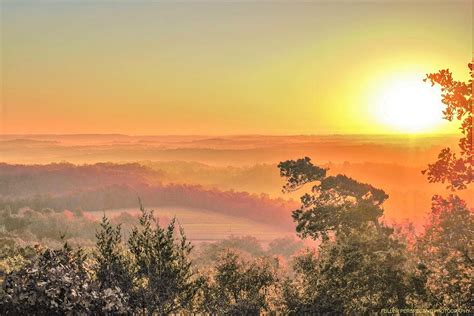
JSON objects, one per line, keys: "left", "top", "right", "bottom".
{"left": 1, "top": 202, "right": 204, "bottom": 315}
{"left": 0, "top": 201, "right": 204, "bottom": 315}
{"left": 1, "top": 242, "right": 128, "bottom": 315}
{"left": 418, "top": 62, "right": 473, "bottom": 310}
{"left": 278, "top": 157, "right": 388, "bottom": 240}
{"left": 199, "top": 251, "right": 277, "bottom": 314}
{"left": 127, "top": 203, "right": 202, "bottom": 314}
{"left": 95, "top": 215, "right": 133, "bottom": 293}
{"left": 278, "top": 157, "right": 425, "bottom": 313}
{"left": 283, "top": 224, "right": 422, "bottom": 314}
{"left": 267, "top": 237, "right": 304, "bottom": 258}
{"left": 416, "top": 195, "right": 473, "bottom": 309}
{"left": 422, "top": 63, "right": 473, "bottom": 190}
{"left": 0, "top": 241, "right": 37, "bottom": 281}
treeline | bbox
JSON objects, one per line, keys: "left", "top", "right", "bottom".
{"left": 0, "top": 185, "right": 296, "bottom": 230}
{"left": 0, "top": 162, "right": 164, "bottom": 197}
{"left": 0, "top": 163, "right": 296, "bottom": 229}
{"left": 1, "top": 158, "right": 472, "bottom": 314}
{"left": 0, "top": 204, "right": 304, "bottom": 259}
{"left": 0, "top": 161, "right": 282, "bottom": 197}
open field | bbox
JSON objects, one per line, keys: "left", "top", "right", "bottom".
{"left": 89, "top": 206, "right": 295, "bottom": 243}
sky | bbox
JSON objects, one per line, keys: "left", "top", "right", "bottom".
{"left": 1, "top": 0, "right": 472, "bottom": 135}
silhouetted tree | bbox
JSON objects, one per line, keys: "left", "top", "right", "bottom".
{"left": 416, "top": 195, "right": 473, "bottom": 309}
{"left": 283, "top": 224, "right": 422, "bottom": 314}
{"left": 127, "top": 203, "right": 202, "bottom": 314}
{"left": 1, "top": 202, "right": 205, "bottom": 315}
{"left": 278, "top": 157, "right": 425, "bottom": 313}
{"left": 422, "top": 63, "right": 473, "bottom": 190}
{"left": 95, "top": 215, "right": 134, "bottom": 293}
{"left": 278, "top": 157, "right": 388, "bottom": 240}
{"left": 418, "top": 63, "right": 473, "bottom": 310}
{"left": 199, "top": 251, "right": 277, "bottom": 314}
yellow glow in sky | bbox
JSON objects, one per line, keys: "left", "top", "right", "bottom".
{"left": 370, "top": 74, "right": 446, "bottom": 133}
{"left": 0, "top": 1, "right": 471, "bottom": 135}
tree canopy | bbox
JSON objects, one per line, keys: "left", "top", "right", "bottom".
{"left": 423, "top": 63, "right": 473, "bottom": 190}
{"left": 278, "top": 157, "right": 388, "bottom": 240}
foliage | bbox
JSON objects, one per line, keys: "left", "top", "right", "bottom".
{"left": 0, "top": 203, "right": 204, "bottom": 315}
{"left": 0, "top": 207, "right": 99, "bottom": 247}
{"left": 422, "top": 63, "right": 473, "bottom": 190}
{"left": 278, "top": 157, "right": 327, "bottom": 192}
{"left": 0, "top": 240, "right": 38, "bottom": 297}
{"left": 193, "top": 235, "right": 265, "bottom": 268}
{"left": 127, "top": 203, "right": 202, "bottom": 314}
{"left": 199, "top": 251, "right": 278, "bottom": 314}
{"left": 267, "top": 236, "right": 304, "bottom": 258}
{"left": 0, "top": 242, "right": 37, "bottom": 278}
{"left": 416, "top": 195, "right": 473, "bottom": 309}
{"left": 277, "top": 157, "right": 434, "bottom": 314}
{"left": 1, "top": 242, "right": 128, "bottom": 315}
{"left": 95, "top": 215, "right": 134, "bottom": 292}
{"left": 283, "top": 224, "right": 423, "bottom": 314}
{"left": 419, "top": 62, "right": 473, "bottom": 310}
{"left": 278, "top": 157, "right": 388, "bottom": 240}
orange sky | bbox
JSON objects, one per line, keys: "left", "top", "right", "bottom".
{"left": 1, "top": 1, "right": 471, "bottom": 135}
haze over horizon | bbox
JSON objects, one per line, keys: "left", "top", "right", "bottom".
{"left": 1, "top": 0, "right": 471, "bottom": 135}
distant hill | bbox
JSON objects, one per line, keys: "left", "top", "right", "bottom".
{"left": 0, "top": 134, "right": 458, "bottom": 166}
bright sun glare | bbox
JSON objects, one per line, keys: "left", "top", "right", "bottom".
{"left": 371, "top": 74, "right": 445, "bottom": 133}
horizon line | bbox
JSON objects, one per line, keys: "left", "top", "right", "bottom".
{"left": 0, "top": 132, "right": 459, "bottom": 138}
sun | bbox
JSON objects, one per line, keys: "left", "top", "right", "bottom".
{"left": 370, "top": 74, "right": 446, "bottom": 133}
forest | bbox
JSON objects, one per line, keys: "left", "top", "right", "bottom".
{"left": 0, "top": 66, "right": 472, "bottom": 315}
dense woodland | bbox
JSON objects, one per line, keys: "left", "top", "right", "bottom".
{"left": 0, "top": 66, "right": 472, "bottom": 314}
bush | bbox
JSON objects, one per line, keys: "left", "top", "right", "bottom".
{"left": 1, "top": 243, "right": 128, "bottom": 315}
